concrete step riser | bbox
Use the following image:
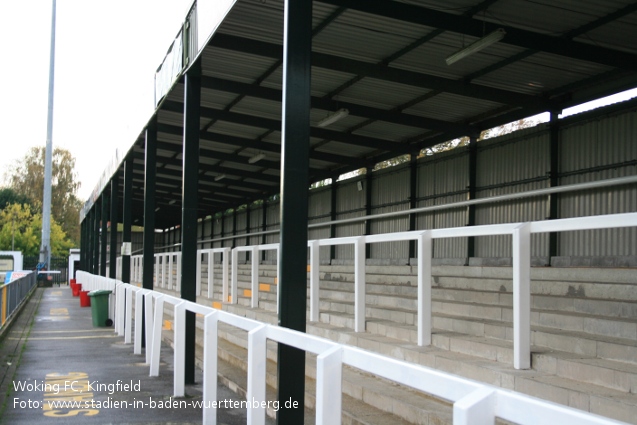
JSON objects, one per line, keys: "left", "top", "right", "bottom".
{"left": 153, "top": 289, "right": 637, "bottom": 423}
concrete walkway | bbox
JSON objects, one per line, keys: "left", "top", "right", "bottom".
{"left": 0, "top": 287, "right": 266, "bottom": 424}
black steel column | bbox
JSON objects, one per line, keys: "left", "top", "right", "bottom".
{"left": 246, "top": 205, "right": 251, "bottom": 261}
{"left": 548, "top": 112, "right": 561, "bottom": 262}
{"left": 143, "top": 122, "right": 157, "bottom": 290}
{"left": 408, "top": 153, "right": 418, "bottom": 260}
{"left": 89, "top": 209, "right": 95, "bottom": 274}
{"left": 467, "top": 136, "right": 478, "bottom": 261}
{"left": 80, "top": 219, "right": 85, "bottom": 271}
{"left": 109, "top": 175, "right": 119, "bottom": 279}
{"left": 85, "top": 212, "right": 92, "bottom": 273}
{"left": 100, "top": 194, "right": 108, "bottom": 277}
{"left": 261, "top": 201, "right": 267, "bottom": 261}
{"left": 364, "top": 168, "right": 372, "bottom": 258}
{"left": 330, "top": 180, "right": 337, "bottom": 262}
{"left": 121, "top": 159, "right": 133, "bottom": 284}
{"left": 181, "top": 60, "right": 201, "bottom": 385}
{"left": 277, "top": 0, "right": 312, "bottom": 422}
{"left": 142, "top": 122, "right": 158, "bottom": 349}
{"left": 93, "top": 201, "right": 100, "bottom": 275}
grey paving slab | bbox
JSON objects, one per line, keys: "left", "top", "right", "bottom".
{"left": 1, "top": 287, "right": 272, "bottom": 425}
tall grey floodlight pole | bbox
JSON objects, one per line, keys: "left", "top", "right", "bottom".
{"left": 40, "top": 0, "right": 56, "bottom": 267}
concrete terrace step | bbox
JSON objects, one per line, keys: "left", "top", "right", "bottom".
{"left": 153, "top": 286, "right": 637, "bottom": 424}
{"left": 304, "top": 321, "right": 637, "bottom": 424}
{"left": 159, "top": 314, "right": 452, "bottom": 425}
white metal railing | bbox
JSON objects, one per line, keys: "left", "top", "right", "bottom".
{"left": 78, "top": 272, "right": 628, "bottom": 425}
{"left": 124, "top": 212, "right": 637, "bottom": 371}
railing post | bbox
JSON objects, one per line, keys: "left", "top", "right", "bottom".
{"left": 309, "top": 240, "right": 320, "bottom": 322}
{"left": 176, "top": 252, "right": 182, "bottom": 292}
{"left": 222, "top": 248, "right": 230, "bottom": 302}
{"left": 155, "top": 254, "right": 160, "bottom": 288}
{"left": 418, "top": 230, "right": 433, "bottom": 346}
{"left": 168, "top": 254, "right": 174, "bottom": 290}
{"left": 316, "top": 346, "right": 342, "bottom": 425}
{"left": 174, "top": 302, "right": 186, "bottom": 397}
{"left": 251, "top": 246, "right": 259, "bottom": 308}
{"left": 513, "top": 223, "right": 531, "bottom": 370}
{"left": 203, "top": 311, "right": 218, "bottom": 425}
{"left": 276, "top": 245, "right": 280, "bottom": 314}
{"left": 354, "top": 236, "right": 366, "bottom": 332}
{"left": 115, "top": 283, "right": 124, "bottom": 335}
{"left": 196, "top": 250, "right": 202, "bottom": 296}
{"left": 149, "top": 295, "right": 165, "bottom": 377}
{"left": 207, "top": 250, "right": 214, "bottom": 299}
{"left": 134, "top": 289, "right": 146, "bottom": 355}
{"left": 144, "top": 291, "right": 154, "bottom": 364}
{"left": 453, "top": 387, "right": 496, "bottom": 425}
{"left": 231, "top": 248, "right": 238, "bottom": 304}
{"left": 125, "top": 287, "right": 133, "bottom": 344}
{"left": 247, "top": 324, "right": 267, "bottom": 425}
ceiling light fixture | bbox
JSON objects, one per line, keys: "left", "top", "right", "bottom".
{"left": 445, "top": 28, "right": 506, "bottom": 66}
{"left": 215, "top": 174, "right": 226, "bottom": 181}
{"left": 248, "top": 153, "right": 266, "bottom": 164}
{"left": 317, "top": 108, "right": 349, "bottom": 128}
{"left": 168, "top": 199, "right": 177, "bottom": 205}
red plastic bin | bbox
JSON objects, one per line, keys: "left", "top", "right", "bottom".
{"left": 72, "top": 283, "right": 82, "bottom": 297}
{"left": 79, "top": 290, "right": 91, "bottom": 307}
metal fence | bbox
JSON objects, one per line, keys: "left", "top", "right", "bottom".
{"left": 73, "top": 270, "right": 629, "bottom": 425}
{"left": 23, "top": 255, "right": 69, "bottom": 286}
{"left": 1, "top": 272, "right": 37, "bottom": 328}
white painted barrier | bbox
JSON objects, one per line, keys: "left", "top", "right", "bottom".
{"left": 80, "top": 270, "right": 629, "bottom": 425}
{"left": 125, "top": 212, "right": 637, "bottom": 371}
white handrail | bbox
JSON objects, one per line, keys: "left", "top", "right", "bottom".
{"left": 123, "top": 212, "right": 637, "bottom": 370}
{"left": 81, "top": 271, "right": 629, "bottom": 425}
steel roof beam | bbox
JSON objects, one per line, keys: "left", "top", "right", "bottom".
{"left": 163, "top": 100, "right": 410, "bottom": 152}
{"left": 209, "top": 33, "right": 544, "bottom": 107}
{"left": 200, "top": 75, "right": 474, "bottom": 134}
{"left": 130, "top": 156, "right": 277, "bottom": 194}
{"left": 316, "top": 0, "right": 637, "bottom": 71}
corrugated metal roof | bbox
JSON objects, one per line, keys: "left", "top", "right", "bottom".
{"left": 89, "top": 0, "right": 637, "bottom": 228}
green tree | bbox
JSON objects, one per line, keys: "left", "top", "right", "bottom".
{"left": 7, "top": 147, "right": 82, "bottom": 245}
{"left": 0, "top": 203, "right": 73, "bottom": 256}
{"left": 0, "top": 187, "right": 33, "bottom": 210}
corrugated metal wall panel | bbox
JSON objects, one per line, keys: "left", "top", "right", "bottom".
{"left": 234, "top": 210, "right": 248, "bottom": 249}
{"left": 309, "top": 188, "right": 333, "bottom": 263}
{"left": 416, "top": 151, "right": 469, "bottom": 258}
{"left": 337, "top": 180, "right": 366, "bottom": 212}
{"left": 264, "top": 203, "right": 280, "bottom": 261}
{"left": 370, "top": 167, "right": 411, "bottom": 260}
{"left": 558, "top": 108, "right": 637, "bottom": 256}
{"left": 475, "top": 128, "right": 551, "bottom": 258}
{"left": 309, "top": 188, "right": 331, "bottom": 219}
{"left": 163, "top": 104, "right": 634, "bottom": 263}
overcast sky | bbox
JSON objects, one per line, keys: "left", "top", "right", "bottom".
{"left": 0, "top": 0, "right": 194, "bottom": 200}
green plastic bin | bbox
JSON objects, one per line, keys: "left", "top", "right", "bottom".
{"left": 88, "top": 290, "right": 113, "bottom": 327}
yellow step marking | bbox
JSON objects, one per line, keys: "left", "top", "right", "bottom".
{"left": 259, "top": 283, "right": 270, "bottom": 292}
{"left": 163, "top": 320, "right": 173, "bottom": 330}
{"left": 212, "top": 301, "right": 222, "bottom": 310}
{"left": 50, "top": 308, "right": 68, "bottom": 316}
{"left": 307, "top": 265, "right": 311, "bottom": 272}
{"left": 51, "top": 291, "right": 62, "bottom": 296}
{"left": 13, "top": 335, "right": 118, "bottom": 341}
{"left": 43, "top": 372, "right": 99, "bottom": 417}
{"left": 274, "top": 277, "right": 278, "bottom": 285}
{"left": 227, "top": 296, "right": 232, "bottom": 303}
{"left": 243, "top": 289, "right": 252, "bottom": 297}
